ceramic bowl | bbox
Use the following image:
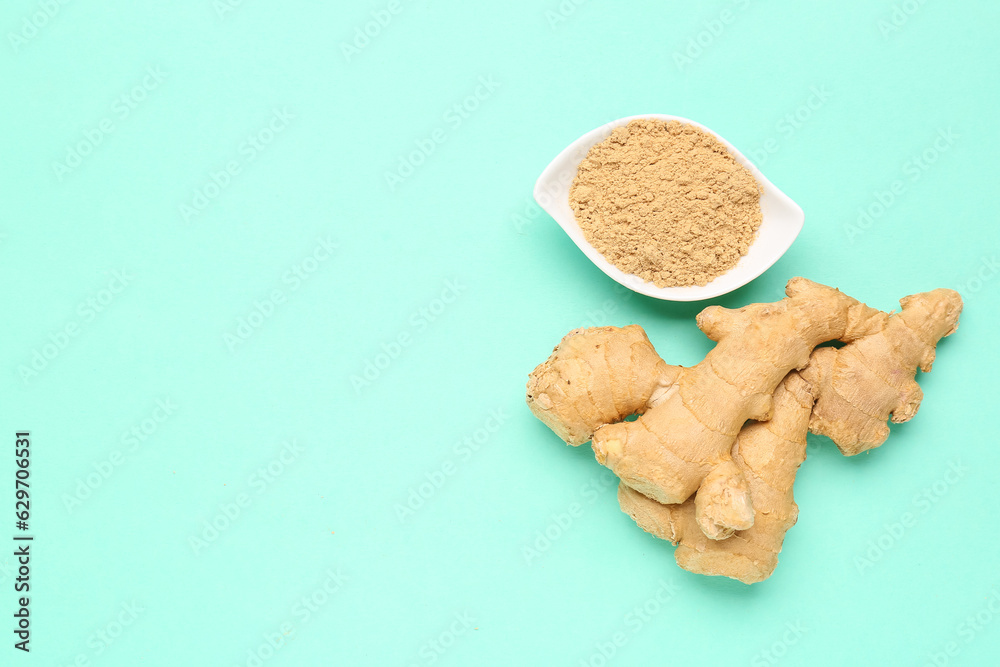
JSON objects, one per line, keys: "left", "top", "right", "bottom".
{"left": 533, "top": 114, "right": 804, "bottom": 301}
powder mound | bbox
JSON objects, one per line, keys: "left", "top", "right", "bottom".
{"left": 569, "top": 119, "right": 762, "bottom": 288}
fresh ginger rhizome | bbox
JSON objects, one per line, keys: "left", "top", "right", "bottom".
{"left": 526, "top": 278, "right": 961, "bottom": 583}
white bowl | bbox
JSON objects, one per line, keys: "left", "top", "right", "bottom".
{"left": 533, "top": 114, "right": 804, "bottom": 302}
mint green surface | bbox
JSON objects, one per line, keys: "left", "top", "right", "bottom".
{"left": 3, "top": 1, "right": 999, "bottom": 665}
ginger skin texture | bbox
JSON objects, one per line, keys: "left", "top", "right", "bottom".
{"left": 528, "top": 277, "right": 887, "bottom": 539}
{"left": 526, "top": 325, "right": 674, "bottom": 447}
{"left": 525, "top": 280, "right": 962, "bottom": 583}
{"left": 619, "top": 371, "right": 814, "bottom": 584}
{"left": 802, "top": 289, "right": 962, "bottom": 456}
{"left": 591, "top": 279, "right": 885, "bottom": 513}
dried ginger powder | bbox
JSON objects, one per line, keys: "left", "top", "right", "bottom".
{"left": 569, "top": 119, "right": 762, "bottom": 288}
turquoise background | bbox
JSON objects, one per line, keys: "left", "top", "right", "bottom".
{"left": 2, "top": 0, "right": 999, "bottom": 665}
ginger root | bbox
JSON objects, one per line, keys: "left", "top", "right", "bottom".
{"left": 619, "top": 371, "right": 814, "bottom": 584}
{"left": 802, "top": 289, "right": 962, "bottom": 455}
{"left": 525, "top": 280, "right": 962, "bottom": 583}
{"left": 528, "top": 277, "right": 886, "bottom": 538}
{"left": 526, "top": 325, "right": 675, "bottom": 446}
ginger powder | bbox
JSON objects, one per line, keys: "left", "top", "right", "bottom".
{"left": 569, "top": 119, "right": 762, "bottom": 288}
